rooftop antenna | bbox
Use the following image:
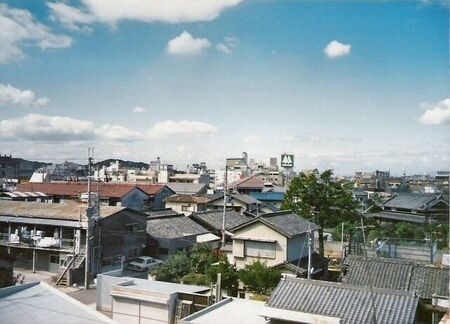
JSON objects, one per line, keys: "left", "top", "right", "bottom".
{"left": 84, "top": 147, "right": 94, "bottom": 290}
{"left": 360, "top": 205, "right": 377, "bottom": 324}
{"left": 221, "top": 165, "right": 228, "bottom": 247}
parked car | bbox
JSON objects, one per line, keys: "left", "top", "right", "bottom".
{"left": 127, "top": 256, "right": 163, "bottom": 272}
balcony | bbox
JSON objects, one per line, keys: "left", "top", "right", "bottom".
{"left": 0, "top": 232, "right": 76, "bottom": 251}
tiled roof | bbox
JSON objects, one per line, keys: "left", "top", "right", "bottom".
{"left": 146, "top": 208, "right": 178, "bottom": 218}
{"left": 166, "top": 183, "right": 207, "bottom": 195}
{"left": 17, "top": 182, "right": 166, "bottom": 198}
{"left": 369, "top": 211, "right": 428, "bottom": 224}
{"left": 342, "top": 256, "right": 413, "bottom": 291}
{"left": 261, "top": 211, "right": 320, "bottom": 237}
{"left": 342, "top": 256, "right": 449, "bottom": 299}
{"left": 409, "top": 265, "right": 449, "bottom": 298}
{"left": 266, "top": 278, "right": 419, "bottom": 324}
{"left": 383, "top": 193, "right": 447, "bottom": 211}
{"left": 0, "top": 200, "right": 127, "bottom": 221}
{"left": 166, "top": 194, "right": 210, "bottom": 204}
{"left": 208, "top": 193, "right": 260, "bottom": 206}
{"left": 232, "top": 176, "right": 265, "bottom": 189}
{"left": 230, "top": 210, "right": 319, "bottom": 238}
{"left": 191, "top": 210, "right": 253, "bottom": 231}
{"left": 147, "top": 214, "right": 209, "bottom": 239}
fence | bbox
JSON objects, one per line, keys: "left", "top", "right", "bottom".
{"left": 316, "top": 238, "right": 441, "bottom": 263}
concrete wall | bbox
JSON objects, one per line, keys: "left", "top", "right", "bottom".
{"left": 96, "top": 270, "right": 129, "bottom": 312}
{"left": 112, "top": 296, "right": 170, "bottom": 324}
{"left": 231, "top": 222, "right": 287, "bottom": 269}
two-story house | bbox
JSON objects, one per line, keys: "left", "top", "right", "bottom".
{"left": 0, "top": 201, "right": 147, "bottom": 285}
{"left": 224, "top": 210, "right": 326, "bottom": 277}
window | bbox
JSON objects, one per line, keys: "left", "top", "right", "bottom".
{"left": 49, "top": 255, "right": 60, "bottom": 264}
{"left": 245, "top": 241, "right": 276, "bottom": 259}
{"left": 182, "top": 205, "right": 189, "bottom": 211}
{"left": 126, "top": 223, "right": 138, "bottom": 233}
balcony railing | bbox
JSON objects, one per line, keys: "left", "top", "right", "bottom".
{"left": 0, "top": 232, "right": 75, "bottom": 251}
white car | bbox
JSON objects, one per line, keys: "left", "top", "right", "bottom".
{"left": 127, "top": 256, "right": 163, "bottom": 272}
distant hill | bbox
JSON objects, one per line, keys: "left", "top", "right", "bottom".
{"left": 94, "top": 159, "right": 149, "bottom": 170}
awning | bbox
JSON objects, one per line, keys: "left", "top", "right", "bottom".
{"left": 0, "top": 215, "right": 84, "bottom": 228}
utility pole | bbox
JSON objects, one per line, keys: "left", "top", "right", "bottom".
{"left": 84, "top": 147, "right": 94, "bottom": 290}
{"left": 307, "top": 224, "right": 312, "bottom": 279}
{"left": 221, "top": 165, "right": 227, "bottom": 247}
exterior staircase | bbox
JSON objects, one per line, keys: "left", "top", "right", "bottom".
{"left": 56, "top": 252, "right": 86, "bottom": 286}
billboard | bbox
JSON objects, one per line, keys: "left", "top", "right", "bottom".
{"left": 281, "top": 154, "right": 294, "bottom": 168}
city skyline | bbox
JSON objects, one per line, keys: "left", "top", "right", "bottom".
{"left": 0, "top": 1, "right": 449, "bottom": 175}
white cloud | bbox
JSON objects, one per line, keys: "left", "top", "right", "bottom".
{"left": 95, "top": 124, "right": 143, "bottom": 142}
{"left": 48, "top": 0, "right": 242, "bottom": 30}
{"left": 47, "top": 2, "right": 95, "bottom": 32}
{"left": 0, "top": 4, "right": 72, "bottom": 64}
{"left": 324, "top": 40, "right": 351, "bottom": 58}
{"left": 243, "top": 134, "right": 261, "bottom": 144}
{"left": 148, "top": 120, "right": 218, "bottom": 139}
{"left": 419, "top": 98, "right": 450, "bottom": 125}
{"left": 132, "top": 105, "right": 146, "bottom": 113}
{"left": 216, "top": 36, "right": 238, "bottom": 54}
{"left": 167, "top": 31, "right": 211, "bottom": 56}
{"left": 0, "top": 84, "right": 50, "bottom": 107}
{"left": 0, "top": 114, "right": 95, "bottom": 141}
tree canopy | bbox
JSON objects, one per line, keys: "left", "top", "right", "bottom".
{"left": 239, "top": 260, "right": 281, "bottom": 295}
{"left": 282, "top": 169, "right": 358, "bottom": 256}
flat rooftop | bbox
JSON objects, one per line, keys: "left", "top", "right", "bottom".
{"left": 182, "top": 298, "right": 266, "bottom": 324}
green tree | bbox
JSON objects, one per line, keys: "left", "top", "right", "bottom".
{"left": 205, "top": 258, "right": 239, "bottom": 296}
{"left": 190, "top": 246, "right": 222, "bottom": 274}
{"left": 282, "top": 169, "right": 358, "bottom": 256}
{"left": 239, "top": 260, "right": 281, "bottom": 295}
{"left": 151, "top": 251, "right": 191, "bottom": 282}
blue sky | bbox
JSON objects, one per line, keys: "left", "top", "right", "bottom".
{"left": 0, "top": 0, "right": 448, "bottom": 175}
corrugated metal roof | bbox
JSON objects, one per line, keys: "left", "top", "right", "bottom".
{"left": 342, "top": 256, "right": 449, "bottom": 299}
{"left": 0, "top": 215, "right": 83, "bottom": 228}
{"left": 250, "top": 191, "right": 285, "bottom": 202}
{"left": 266, "top": 278, "right": 419, "bottom": 324}
{"left": 0, "top": 201, "right": 126, "bottom": 221}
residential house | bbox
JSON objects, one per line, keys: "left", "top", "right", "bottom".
{"left": 225, "top": 211, "right": 326, "bottom": 277}
{"left": 97, "top": 273, "right": 211, "bottom": 324}
{"left": 0, "top": 201, "right": 147, "bottom": 285}
{"left": 250, "top": 191, "right": 285, "bottom": 212}
{"left": 260, "top": 278, "right": 419, "bottom": 324}
{"left": 231, "top": 175, "right": 265, "bottom": 194}
{"left": 190, "top": 210, "right": 253, "bottom": 239}
{"left": 166, "top": 195, "right": 209, "bottom": 216}
{"left": 0, "top": 281, "right": 113, "bottom": 323}
{"left": 370, "top": 193, "right": 449, "bottom": 224}
{"left": 166, "top": 183, "right": 208, "bottom": 195}
{"left": 147, "top": 213, "right": 210, "bottom": 260}
{"left": 208, "top": 193, "right": 261, "bottom": 214}
{"left": 16, "top": 182, "right": 174, "bottom": 212}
